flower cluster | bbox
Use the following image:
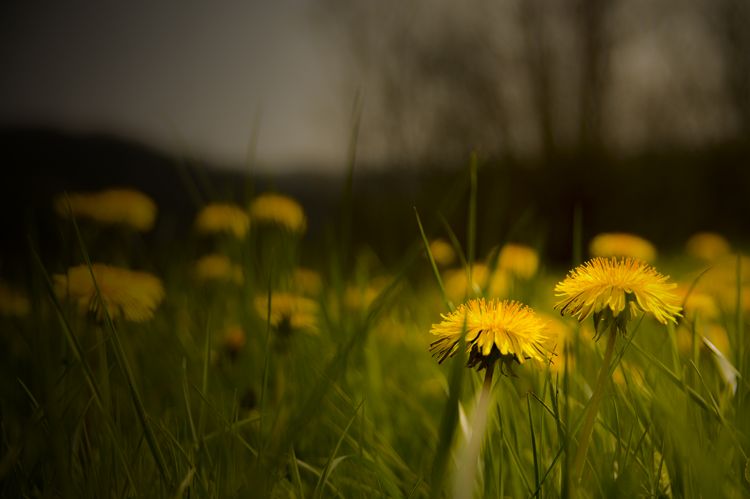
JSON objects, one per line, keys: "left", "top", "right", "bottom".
{"left": 54, "top": 264, "right": 164, "bottom": 322}
{"left": 194, "top": 203, "right": 250, "bottom": 239}
{"left": 249, "top": 193, "right": 306, "bottom": 233}
{"left": 55, "top": 188, "right": 157, "bottom": 232}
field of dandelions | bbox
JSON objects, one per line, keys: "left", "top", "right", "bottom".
{"left": 1, "top": 164, "right": 749, "bottom": 498}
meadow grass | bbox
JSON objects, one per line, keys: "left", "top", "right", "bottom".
{"left": 1, "top": 163, "right": 749, "bottom": 499}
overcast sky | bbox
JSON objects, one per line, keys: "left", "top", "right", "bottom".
{"left": 0, "top": 1, "right": 353, "bottom": 171}
{"left": 1, "top": 1, "right": 737, "bottom": 173}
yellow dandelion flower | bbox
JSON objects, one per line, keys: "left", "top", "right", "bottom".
{"left": 254, "top": 292, "right": 318, "bottom": 333}
{"left": 249, "top": 193, "right": 306, "bottom": 233}
{"left": 292, "top": 267, "right": 323, "bottom": 296}
{"left": 194, "top": 203, "right": 250, "bottom": 239}
{"left": 430, "top": 298, "right": 548, "bottom": 371}
{"left": 498, "top": 243, "right": 539, "bottom": 279}
{"left": 0, "top": 281, "right": 30, "bottom": 317}
{"left": 194, "top": 254, "right": 244, "bottom": 284}
{"left": 428, "top": 239, "right": 456, "bottom": 267}
{"left": 55, "top": 188, "right": 157, "bottom": 232}
{"left": 589, "top": 232, "right": 657, "bottom": 263}
{"left": 555, "top": 257, "right": 681, "bottom": 333}
{"left": 685, "top": 232, "right": 731, "bottom": 262}
{"left": 54, "top": 264, "right": 164, "bottom": 322}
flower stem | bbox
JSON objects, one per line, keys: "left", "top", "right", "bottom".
{"left": 572, "top": 324, "right": 617, "bottom": 484}
{"left": 453, "top": 361, "right": 496, "bottom": 499}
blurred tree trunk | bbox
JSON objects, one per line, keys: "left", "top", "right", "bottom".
{"left": 574, "top": 0, "right": 613, "bottom": 156}
{"left": 714, "top": 0, "right": 750, "bottom": 142}
{"left": 520, "top": 0, "right": 557, "bottom": 162}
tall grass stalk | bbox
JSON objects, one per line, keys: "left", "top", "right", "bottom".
{"left": 572, "top": 322, "right": 617, "bottom": 484}
{"left": 453, "top": 362, "right": 495, "bottom": 499}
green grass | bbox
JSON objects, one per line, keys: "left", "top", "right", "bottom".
{"left": 1, "top": 163, "right": 750, "bottom": 498}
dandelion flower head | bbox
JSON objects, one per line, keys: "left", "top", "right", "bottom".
{"left": 194, "top": 203, "right": 250, "bottom": 239}
{"left": 555, "top": 257, "right": 681, "bottom": 331}
{"left": 249, "top": 193, "right": 306, "bottom": 233}
{"left": 498, "top": 243, "right": 539, "bottom": 279}
{"left": 54, "top": 264, "right": 164, "bottom": 322}
{"left": 430, "top": 298, "right": 548, "bottom": 371}
{"left": 55, "top": 188, "right": 157, "bottom": 232}
{"left": 254, "top": 292, "right": 318, "bottom": 333}
{"left": 194, "top": 254, "right": 244, "bottom": 285}
{"left": 589, "top": 232, "right": 657, "bottom": 263}
{"left": 685, "top": 232, "right": 731, "bottom": 262}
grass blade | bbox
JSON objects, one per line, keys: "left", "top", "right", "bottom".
{"left": 313, "top": 400, "right": 363, "bottom": 499}
{"left": 67, "top": 203, "right": 173, "bottom": 488}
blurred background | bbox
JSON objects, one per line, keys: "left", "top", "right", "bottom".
{"left": 2, "top": 0, "right": 749, "bottom": 265}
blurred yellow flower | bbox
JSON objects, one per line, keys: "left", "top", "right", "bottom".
{"left": 686, "top": 255, "right": 750, "bottom": 310}
{"left": 539, "top": 313, "right": 577, "bottom": 373}
{"left": 254, "top": 292, "right": 318, "bottom": 333}
{"left": 344, "top": 285, "right": 380, "bottom": 310}
{"left": 54, "top": 264, "right": 164, "bottom": 322}
{"left": 555, "top": 257, "right": 681, "bottom": 332}
{"left": 428, "top": 239, "right": 456, "bottom": 267}
{"left": 55, "top": 188, "right": 157, "bottom": 232}
{"left": 194, "top": 254, "right": 244, "bottom": 284}
{"left": 704, "top": 323, "right": 730, "bottom": 356}
{"left": 589, "top": 232, "right": 656, "bottom": 262}
{"left": 676, "top": 287, "right": 720, "bottom": 321}
{"left": 685, "top": 232, "right": 731, "bottom": 262}
{"left": 430, "top": 298, "right": 548, "bottom": 371}
{"left": 194, "top": 203, "right": 250, "bottom": 238}
{"left": 443, "top": 264, "right": 508, "bottom": 303}
{"left": 498, "top": 243, "right": 539, "bottom": 279}
{"left": 0, "top": 281, "right": 30, "bottom": 317}
{"left": 292, "top": 267, "right": 323, "bottom": 296}
{"left": 612, "top": 361, "right": 646, "bottom": 390}
{"left": 540, "top": 313, "right": 572, "bottom": 347}
{"left": 444, "top": 267, "right": 483, "bottom": 302}
{"left": 249, "top": 193, "right": 306, "bottom": 233}
{"left": 676, "top": 322, "right": 731, "bottom": 358}
{"left": 222, "top": 324, "right": 247, "bottom": 356}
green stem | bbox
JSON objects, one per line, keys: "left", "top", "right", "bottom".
{"left": 572, "top": 324, "right": 617, "bottom": 485}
